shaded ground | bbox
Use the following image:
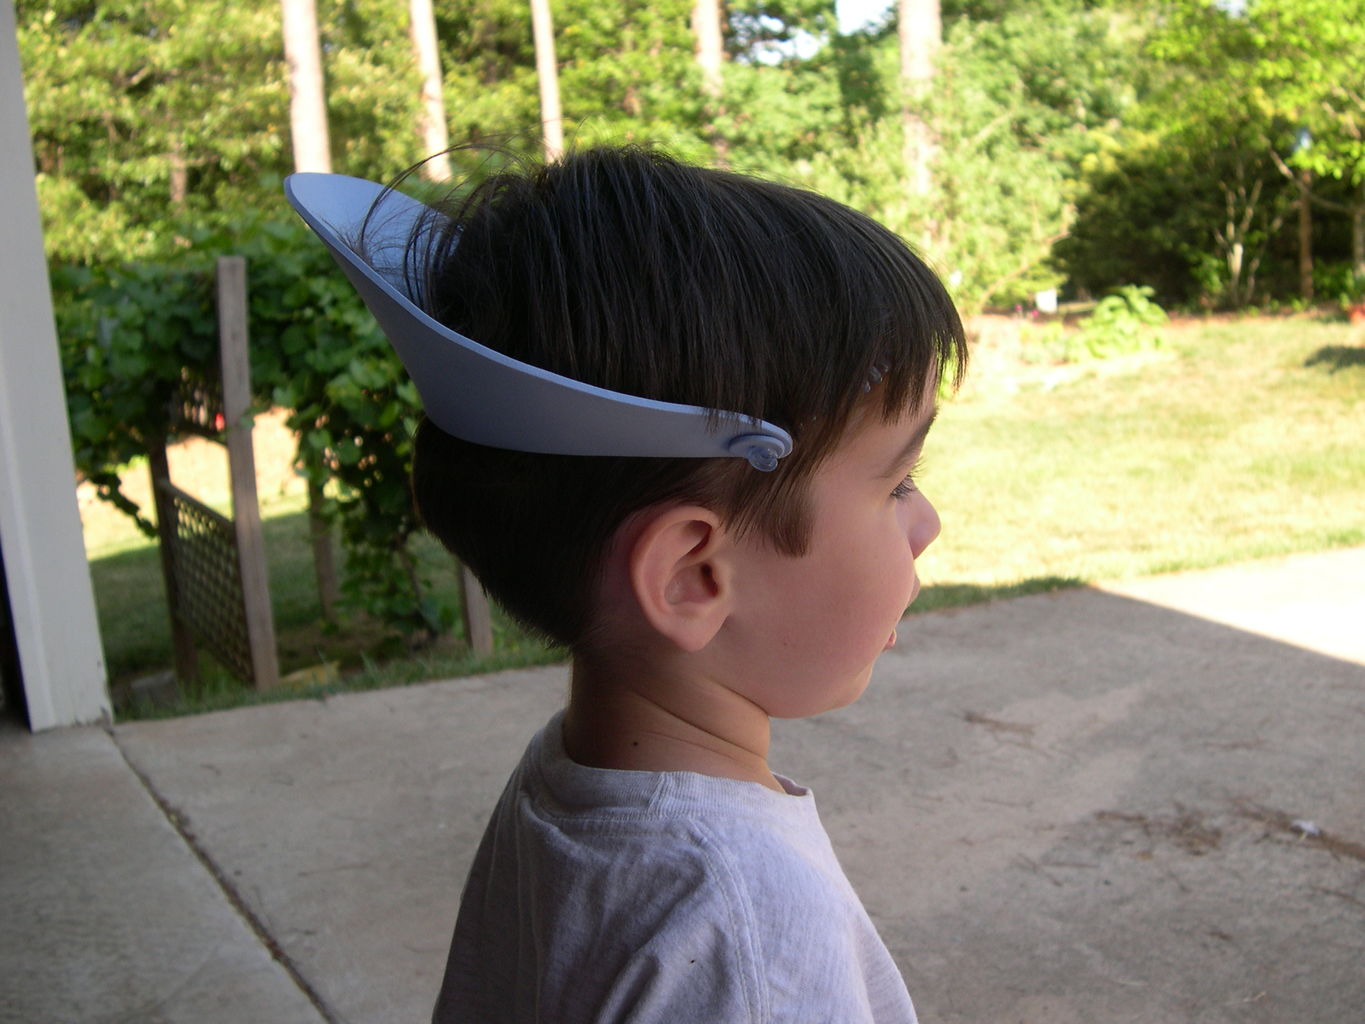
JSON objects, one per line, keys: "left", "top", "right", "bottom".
{"left": 3, "top": 548, "right": 1359, "bottom": 1023}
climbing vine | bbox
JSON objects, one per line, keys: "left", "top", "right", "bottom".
{"left": 52, "top": 214, "right": 451, "bottom": 637}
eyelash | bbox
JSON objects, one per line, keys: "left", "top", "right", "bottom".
{"left": 891, "top": 458, "right": 925, "bottom": 500}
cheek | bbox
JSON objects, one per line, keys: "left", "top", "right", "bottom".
{"left": 770, "top": 556, "right": 882, "bottom": 650}
{"left": 813, "top": 558, "right": 906, "bottom": 652}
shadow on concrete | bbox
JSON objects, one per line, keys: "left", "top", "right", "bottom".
{"left": 792, "top": 585, "right": 1365, "bottom": 1024}
{"left": 4, "top": 562, "right": 1363, "bottom": 1024}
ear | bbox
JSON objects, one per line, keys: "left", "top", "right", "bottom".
{"left": 627, "top": 505, "right": 734, "bottom": 653}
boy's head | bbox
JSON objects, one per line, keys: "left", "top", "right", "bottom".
{"left": 410, "top": 145, "right": 965, "bottom": 650}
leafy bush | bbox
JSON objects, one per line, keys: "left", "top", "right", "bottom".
{"left": 53, "top": 262, "right": 219, "bottom": 530}
{"left": 1057, "top": 129, "right": 1300, "bottom": 310}
{"left": 1072, "top": 285, "right": 1167, "bottom": 359}
{"left": 53, "top": 216, "right": 453, "bottom": 638}
{"left": 1314, "top": 261, "right": 1365, "bottom": 310}
{"left": 235, "top": 219, "right": 451, "bottom": 636}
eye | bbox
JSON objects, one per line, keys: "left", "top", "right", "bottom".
{"left": 891, "top": 457, "right": 924, "bottom": 500}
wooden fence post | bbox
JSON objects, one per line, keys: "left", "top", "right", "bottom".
{"left": 458, "top": 563, "right": 494, "bottom": 658}
{"left": 218, "top": 257, "right": 280, "bottom": 690}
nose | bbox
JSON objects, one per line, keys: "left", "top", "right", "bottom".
{"left": 909, "top": 489, "right": 941, "bottom": 558}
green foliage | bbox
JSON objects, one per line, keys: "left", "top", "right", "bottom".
{"left": 1150, "top": 0, "right": 1365, "bottom": 190}
{"left": 1071, "top": 0, "right": 1365, "bottom": 308}
{"left": 18, "top": 0, "right": 428, "bottom": 266}
{"left": 53, "top": 217, "right": 450, "bottom": 637}
{"left": 225, "top": 217, "right": 449, "bottom": 636}
{"left": 1058, "top": 130, "right": 1298, "bottom": 308}
{"left": 1056, "top": 136, "right": 1192, "bottom": 305}
{"left": 53, "top": 261, "right": 218, "bottom": 530}
{"left": 553, "top": 0, "right": 710, "bottom": 158}
{"left": 792, "top": 0, "right": 1150, "bottom": 312}
{"left": 1073, "top": 285, "right": 1167, "bottom": 358}
{"left": 1314, "top": 262, "right": 1365, "bottom": 308}
{"left": 20, "top": 0, "right": 292, "bottom": 264}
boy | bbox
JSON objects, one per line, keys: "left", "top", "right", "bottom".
{"left": 287, "top": 145, "right": 965, "bottom": 1022}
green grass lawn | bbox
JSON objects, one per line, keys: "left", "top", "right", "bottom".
{"left": 94, "top": 513, "right": 561, "bottom": 718}
{"left": 913, "top": 315, "right": 1363, "bottom": 604}
{"left": 91, "top": 314, "right": 1364, "bottom": 718}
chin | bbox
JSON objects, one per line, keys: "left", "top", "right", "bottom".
{"left": 831, "top": 669, "right": 876, "bottom": 712}
{"left": 766, "top": 662, "right": 879, "bottom": 720}
{"left": 772, "top": 684, "right": 869, "bottom": 720}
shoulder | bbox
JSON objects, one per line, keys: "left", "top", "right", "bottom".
{"left": 576, "top": 791, "right": 912, "bottom": 1023}
{"left": 692, "top": 807, "right": 919, "bottom": 1023}
{"left": 445, "top": 762, "right": 778, "bottom": 1021}
{"left": 442, "top": 722, "right": 916, "bottom": 1022}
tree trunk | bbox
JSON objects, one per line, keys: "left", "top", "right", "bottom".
{"left": 169, "top": 137, "right": 188, "bottom": 206}
{"left": 529, "top": 0, "right": 564, "bottom": 161}
{"left": 410, "top": 0, "right": 494, "bottom": 644}
{"left": 1353, "top": 182, "right": 1365, "bottom": 280}
{"left": 898, "top": 0, "right": 940, "bottom": 199}
{"left": 1297, "top": 166, "right": 1313, "bottom": 301}
{"left": 306, "top": 479, "right": 339, "bottom": 622}
{"left": 280, "top": 0, "right": 332, "bottom": 173}
{"left": 692, "top": 0, "right": 728, "bottom": 167}
{"left": 409, "top": 0, "right": 452, "bottom": 181}
{"left": 281, "top": 0, "right": 339, "bottom": 618}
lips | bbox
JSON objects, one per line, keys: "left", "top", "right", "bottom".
{"left": 886, "top": 579, "right": 920, "bottom": 650}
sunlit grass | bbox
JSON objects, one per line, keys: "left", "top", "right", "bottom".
{"left": 914, "top": 315, "right": 1365, "bottom": 599}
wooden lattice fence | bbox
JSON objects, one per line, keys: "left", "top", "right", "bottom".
{"left": 149, "top": 257, "right": 279, "bottom": 689}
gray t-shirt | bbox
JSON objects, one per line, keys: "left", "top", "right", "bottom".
{"left": 433, "top": 712, "right": 917, "bottom": 1023}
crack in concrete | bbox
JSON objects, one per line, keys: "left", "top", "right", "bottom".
{"left": 106, "top": 725, "right": 343, "bottom": 1024}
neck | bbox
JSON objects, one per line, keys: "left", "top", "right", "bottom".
{"left": 562, "top": 652, "right": 783, "bottom": 793}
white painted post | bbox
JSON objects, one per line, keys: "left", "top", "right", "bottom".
{"left": 0, "top": 4, "right": 110, "bottom": 729}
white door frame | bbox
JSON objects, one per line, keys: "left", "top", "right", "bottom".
{"left": 0, "top": 2, "right": 110, "bottom": 730}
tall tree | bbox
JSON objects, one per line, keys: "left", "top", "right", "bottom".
{"left": 281, "top": 0, "right": 339, "bottom": 617}
{"left": 1151, "top": 0, "right": 1365, "bottom": 292}
{"left": 797, "top": 0, "right": 1150, "bottom": 311}
{"left": 693, "top": 0, "right": 729, "bottom": 165}
{"left": 410, "top": 0, "right": 452, "bottom": 180}
{"left": 281, "top": 0, "right": 332, "bottom": 173}
{"left": 19, "top": 0, "right": 288, "bottom": 264}
{"left": 529, "top": 0, "right": 565, "bottom": 159}
{"left": 898, "top": 0, "right": 940, "bottom": 198}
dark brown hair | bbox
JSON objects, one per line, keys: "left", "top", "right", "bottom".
{"left": 407, "top": 145, "right": 965, "bottom": 649}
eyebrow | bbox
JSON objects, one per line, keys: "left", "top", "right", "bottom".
{"left": 881, "top": 406, "right": 938, "bottom": 477}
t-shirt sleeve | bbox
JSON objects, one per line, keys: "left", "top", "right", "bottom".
{"left": 436, "top": 819, "right": 768, "bottom": 1024}
{"left": 581, "top": 874, "right": 767, "bottom": 1023}
{"left": 563, "top": 823, "right": 915, "bottom": 1024}
{"left": 739, "top": 839, "right": 919, "bottom": 1024}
